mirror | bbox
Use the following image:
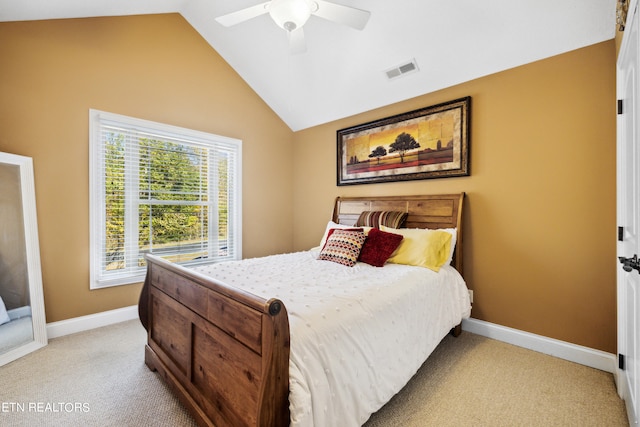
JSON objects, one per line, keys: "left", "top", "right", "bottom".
{"left": 0, "top": 152, "right": 47, "bottom": 366}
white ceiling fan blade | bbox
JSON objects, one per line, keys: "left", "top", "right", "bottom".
{"left": 288, "top": 27, "right": 307, "bottom": 54}
{"left": 312, "top": 0, "right": 370, "bottom": 30}
{"left": 215, "top": 2, "right": 270, "bottom": 27}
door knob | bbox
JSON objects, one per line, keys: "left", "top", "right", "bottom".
{"left": 619, "top": 254, "right": 640, "bottom": 272}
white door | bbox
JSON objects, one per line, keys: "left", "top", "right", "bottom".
{"left": 618, "top": 2, "right": 640, "bottom": 425}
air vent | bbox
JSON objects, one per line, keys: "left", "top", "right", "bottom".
{"left": 385, "top": 59, "right": 419, "bottom": 80}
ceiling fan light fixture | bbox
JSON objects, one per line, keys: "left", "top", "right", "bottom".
{"left": 269, "top": 0, "right": 312, "bottom": 32}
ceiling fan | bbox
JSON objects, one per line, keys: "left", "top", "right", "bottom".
{"left": 215, "top": 0, "right": 371, "bottom": 54}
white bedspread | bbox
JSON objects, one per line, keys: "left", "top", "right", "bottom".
{"left": 193, "top": 250, "right": 471, "bottom": 427}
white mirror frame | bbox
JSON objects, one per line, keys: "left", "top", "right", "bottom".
{"left": 0, "top": 152, "right": 47, "bottom": 366}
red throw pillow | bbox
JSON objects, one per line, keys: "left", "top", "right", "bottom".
{"left": 358, "top": 228, "right": 404, "bottom": 267}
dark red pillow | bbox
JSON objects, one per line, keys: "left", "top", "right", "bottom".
{"left": 358, "top": 228, "right": 404, "bottom": 267}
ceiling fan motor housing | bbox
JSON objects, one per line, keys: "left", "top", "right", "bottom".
{"left": 269, "top": 0, "right": 315, "bottom": 31}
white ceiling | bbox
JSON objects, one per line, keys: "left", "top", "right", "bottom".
{"left": 0, "top": 0, "right": 616, "bottom": 131}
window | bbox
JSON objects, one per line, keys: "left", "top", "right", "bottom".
{"left": 89, "top": 110, "right": 242, "bottom": 289}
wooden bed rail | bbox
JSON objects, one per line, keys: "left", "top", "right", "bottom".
{"left": 139, "top": 254, "right": 290, "bottom": 427}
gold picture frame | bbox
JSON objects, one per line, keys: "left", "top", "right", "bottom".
{"left": 337, "top": 97, "right": 470, "bottom": 185}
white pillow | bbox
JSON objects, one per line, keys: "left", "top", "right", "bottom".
{"left": 440, "top": 228, "right": 457, "bottom": 265}
{"left": 0, "top": 297, "right": 11, "bottom": 325}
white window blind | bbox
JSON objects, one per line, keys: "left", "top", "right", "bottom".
{"left": 89, "top": 110, "right": 242, "bottom": 289}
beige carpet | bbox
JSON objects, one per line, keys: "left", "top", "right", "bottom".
{"left": 364, "top": 332, "right": 628, "bottom": 427}
{"left": 0, "top": 320, "right": 628, "bottom": 426}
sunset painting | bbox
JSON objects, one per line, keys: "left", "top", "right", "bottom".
{"left": 337, "top": 97, "right": 470, "bottom": 185}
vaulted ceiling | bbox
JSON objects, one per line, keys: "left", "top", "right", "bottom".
{"left": 0, "top": 0, "right": 616, "bottom": 131}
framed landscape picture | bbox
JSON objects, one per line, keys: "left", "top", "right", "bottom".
{"left": 337, "top": 97, "right": 470, "bottom": 186}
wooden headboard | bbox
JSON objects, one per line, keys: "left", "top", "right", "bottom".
{"left": 332, "top": 193, "right": 465, "bottom": 273}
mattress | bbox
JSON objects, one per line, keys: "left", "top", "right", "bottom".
{"left": 193, "top": 249, "right": 471, "bottom": 427}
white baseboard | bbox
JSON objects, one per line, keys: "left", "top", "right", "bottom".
{"left": 44, "top": 308, "right": 616, "bottom": 374}
{"left": 46, "top": 305, "right": 139, "bottom": 339}
{"left": 462, "top": 318, "right": 617, "bottom": 374}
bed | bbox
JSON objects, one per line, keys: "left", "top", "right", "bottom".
{"left": 0, "top": 305, "right": 33, "bottom": 353}
{"left": 138, "top": 193, "right": 470, "bottom": 427}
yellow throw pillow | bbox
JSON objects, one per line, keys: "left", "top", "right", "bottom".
{"left": 380, "top": 226, "right": 452, "bottom": 272}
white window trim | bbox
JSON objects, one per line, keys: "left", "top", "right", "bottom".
{"left": 89, "top": 109, "right": 242, "bottom": 289}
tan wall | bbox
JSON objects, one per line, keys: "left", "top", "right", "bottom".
{"left": 0, "top": 13, "right": 618, "bottom": 354}
{"left": 292, "top": 40, "right": 617, "bottom": 353}
{"left": 616, "top": 26, "right": 624, "bottom": 57}
{"left": 0, "top": 14, "right": 294, "bottom": 322}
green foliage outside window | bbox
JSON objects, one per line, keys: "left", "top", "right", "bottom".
{"left": 104, "top": 134, "right": 229, "bottom": 271}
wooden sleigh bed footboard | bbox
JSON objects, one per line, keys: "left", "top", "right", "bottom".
{"left": 138, "top": 254, "right": 291, "bottom": 427}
